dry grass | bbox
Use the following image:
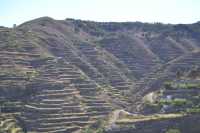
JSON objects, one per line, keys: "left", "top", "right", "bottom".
{"left": 116, "top": 113, "right": 186, "bottom": 124}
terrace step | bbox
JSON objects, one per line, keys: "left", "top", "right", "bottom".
{"left": 36, "top": 92, "right": 79, "bottom": 98}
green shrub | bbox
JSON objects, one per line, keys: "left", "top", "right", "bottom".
{"left": 81, "top": 119, "right": 106, "bottom": 133}
{"left": 96, "top": 128, "right": 105, "bottom": 133}
{"left": 82, "top": 128, "right": 93, "bottom": 133}
{"left": 159, "top": 98, "right": 191, "bottom": 107}
{"left": 25, "top": 70, "right": 39, "bottom": 80}
{"left": 82, "top": 127, "right": 105, "bottom": 133}
{"left": 164, "top": 82, "right": 173, "bottom": 90}
{"left": 164, "top": 81, "right": 200, "bottom": 90}
{"left": 186, "top": 108, "right": 200, "bottom": 114}
{"left": 172, "top": 99, "right": 189, "bottom": 106}
{"left": 166, "top": 129, "right": 181, "bottom": 133}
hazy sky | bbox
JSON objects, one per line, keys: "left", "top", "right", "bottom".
{"left": 1, "top": 0, "right": 200, "bottom": 27}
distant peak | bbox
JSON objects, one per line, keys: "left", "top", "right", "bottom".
{"left": 18, "top": 16, "right": 55, "bottom": 27}
{"left": 30, "top": 16, "right": 55, "bottom": 23}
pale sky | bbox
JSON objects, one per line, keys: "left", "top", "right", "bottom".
{"left": 1, "top": 0, "right": 200, "bottom": 27}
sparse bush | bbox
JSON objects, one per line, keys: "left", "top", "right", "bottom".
{"left": 164, "top": 82, "right": 173, "bottom": 90}
{"left": 82, "top": 128, "right": 93, "bottom": 133}
{"left": 186, "top": 108, "right": 200, "bottom": 114}
{"left": 25, "top": 70, "right": 39, "bottom": 80}
{"left": 82, "top": 119, "right": 106, "bottom": 133}
{"left": 164, "top": 81, "right": 200, "bottom": 90}
{"left": 159, "top": 98, "right": 190, "bottom": 107}
{"left": 172, "top": 99, "right": 189, "bottom": 106}
{"left": 166, "top": 128, "right": 181, "bottom": 133}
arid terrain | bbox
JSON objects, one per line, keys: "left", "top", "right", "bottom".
{"left": 0, "top": 17, "right": 200, "bottom": 133}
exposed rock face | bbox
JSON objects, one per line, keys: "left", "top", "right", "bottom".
{"left": 1, "top": 17, "right": 200, "bottom": 132}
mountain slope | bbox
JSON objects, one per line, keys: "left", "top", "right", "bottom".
{"left": 1, "top": 17, "right": 200, "bottom": 132}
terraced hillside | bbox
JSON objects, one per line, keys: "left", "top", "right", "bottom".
{"left": 1, "top": 17, "right": 200, "bottom": 132}
{"left": 101, "top": 70, "right": 200, "bottom": 133}
{"left": 0, "top": 27, "right": 113, "bottom": 133}
{"left": 18, "top": 18, "right": 200, "bottom": 103}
